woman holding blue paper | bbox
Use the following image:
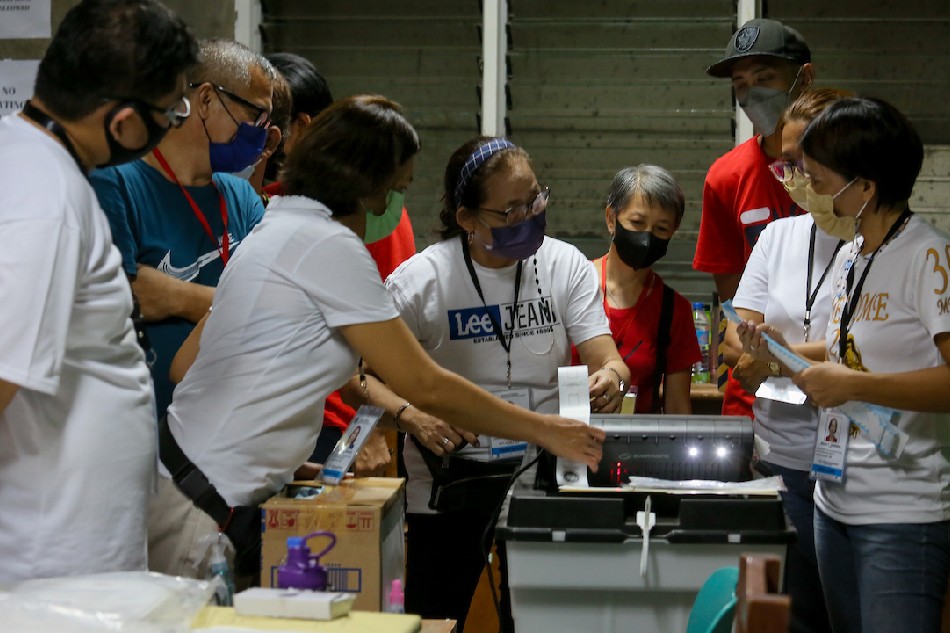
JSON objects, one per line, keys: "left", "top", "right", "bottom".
{"left": 739, "top": 97, "right": 950, "bottom": 633}
{"left": 725, "top": 88, "right": 852, "bottom": 633}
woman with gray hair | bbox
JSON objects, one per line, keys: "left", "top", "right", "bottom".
{"left": 574, "top": 164, "right": 700, "bottom": 414}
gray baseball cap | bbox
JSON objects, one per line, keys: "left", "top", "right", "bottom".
{"left": 706, "top": 18, "right": 811, "bottom": 78}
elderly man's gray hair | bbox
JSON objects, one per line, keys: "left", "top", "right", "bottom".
{"left": 188, "top": 38, "right": 277, "bottom": 90}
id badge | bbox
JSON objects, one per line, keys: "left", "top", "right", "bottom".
{"left": 811, "top": 408, "right": 849, "bottom": 483}
{"left": 755, "top": 377, "right": 807, "bottom": 406}
{"left": 485, "top": 387, "right": 530, "bottom": 461}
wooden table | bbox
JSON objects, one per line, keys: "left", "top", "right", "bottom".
{"left": 421, "top": 620, "right": 458, "bottom": 633}
{"left": 690, "top": 382, "right": 724, "bottom": 415}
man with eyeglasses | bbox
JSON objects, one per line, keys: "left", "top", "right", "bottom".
{"left": 692, "top": 19, "right": 815, "bottom": 421}
{"left": 0, "top": 0, "right": 197, "bottom": 581}
{"left": 91, "top": 39, "right": 273, "bottom": 427}
{"left": 89, "top": 40, "right": 274, "bottom": 582}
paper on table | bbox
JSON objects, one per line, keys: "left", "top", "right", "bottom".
{"left": 559, "top": 476, "right": 785, "bottom": 495}
{"left": 626, "top": 475, "right": 785, "bottom": 495}
{"left": 555, "top": 366, "right": 591, "bottom": 487}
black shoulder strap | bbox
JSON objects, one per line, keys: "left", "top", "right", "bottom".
{"left": 651, "top": 284, "right": 676, "bottom": 413}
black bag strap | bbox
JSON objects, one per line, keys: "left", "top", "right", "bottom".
{"left": 651, "top": 284, "right": 675, "bottom": 413}
{"left": 158, "top": 415, "right": 233, "bottom": 530}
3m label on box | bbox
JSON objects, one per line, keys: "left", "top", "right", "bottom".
{"left": 346, "top": 510, "right": 375, "bottom": 531}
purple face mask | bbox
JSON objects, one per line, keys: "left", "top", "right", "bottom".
{"left": 484, "top": 210, "right": 547, "bottom": 261}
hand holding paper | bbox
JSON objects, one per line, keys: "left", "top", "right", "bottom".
{"left": 722, "top": 300, "right": 907, "bottom": 458}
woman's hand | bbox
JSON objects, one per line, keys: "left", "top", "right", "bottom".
{"left": 400, "top": 405, "right": 479, "bottom": 456}
{"left": 794, "top": 362, "right": 860, "bottom": 408}
{"left": 536, "top": 415, "right": 606, "bottom": 471}
{"left": 353, "top": 428, "right": 392, "bottom": 476}
{"left": 732, "top": 353, "right": 769, "bottom": 394}
{"left": 293, "top": 462, "right": 323, "bottom": 480}
{"left": 737, "top": 321, "right": 787, "bottom": 364}
{"left": 589, "top": 368, "right": 623, "bottom": 413}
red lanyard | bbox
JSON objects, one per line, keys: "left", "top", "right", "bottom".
{"left": 151, "top": 148, "right": 229, "bottom": 266}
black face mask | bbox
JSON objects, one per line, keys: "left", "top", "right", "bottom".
{"left": 612, "top": 220, "right": 669, "bottom": 270}
{"left": 100, "top": 101, "right": 170, "bottom": 168}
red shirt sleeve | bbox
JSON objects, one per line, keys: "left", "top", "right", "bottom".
{"left": 693, "top": 170, "right": 746, "bottom": 275}
{"left": 666, "top": 292, "right": 702, "bottom": 374}
{"left": 322, "top": 390, "right": 355, "bottom": 430}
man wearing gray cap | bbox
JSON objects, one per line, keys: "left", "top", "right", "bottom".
{"left": 694, "top": 18, "right": 815, "bottom": 306}
{"left": 693, "top": 19, "right": 814, "bottom": 417}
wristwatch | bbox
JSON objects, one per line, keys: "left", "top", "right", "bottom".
{"left": 768, "top": 361, "right": 782, "bottom": 377}
{"left": 603, "top": 366, "right": 626, "bottom": 394}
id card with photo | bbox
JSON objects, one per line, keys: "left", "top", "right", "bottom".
{"left": 811, "top": 408, "right": 849, "bottom": 483}
{"left": 461, "top": 388, "right": 530, "bottom": 462}
{"left": 320, "top": 405, "right": 384, "bottom": 484}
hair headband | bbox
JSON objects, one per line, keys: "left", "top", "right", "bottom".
{"left": 453, "top": 138, "right": 517, "bottom": 208}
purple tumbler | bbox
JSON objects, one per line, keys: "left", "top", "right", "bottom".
{"left": 276, "top": 531, "right": 337, "bottom": 591}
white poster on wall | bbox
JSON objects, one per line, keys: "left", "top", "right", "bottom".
{"left": 0, "top": 59, "right": 39, "bottom": 116}
{"left": 0, "top": 0, "right": 52, "bottom": 39}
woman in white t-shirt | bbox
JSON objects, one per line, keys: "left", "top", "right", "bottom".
{"left": 361, "top": 136, "right": 629, "bottom": 630}
{"left": 150, "top": 99, "right": 606, "bottom": 585}
{"left": 740, "top": 97, "right": 950, "bottom": 633}
{"left": 727, "top": 88, "right": 852, "bottom": 633}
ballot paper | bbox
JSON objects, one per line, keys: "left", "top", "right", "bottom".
{"left": 555, "top": 366, "right": 591, "bottom": 487}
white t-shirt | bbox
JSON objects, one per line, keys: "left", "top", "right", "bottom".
{"left": 166, "top": 195, "right": 398, "bottom": 506}
{"left": 734, "top": 214, "right": 842, "bottom": 470}
{"left": 386, "top": 236, "right": 610, "bottom": 513}
{"left": 818, "top": 215, "right": 950, "bottom": 524}
{"left": 0, "top": 114, "right": 156, "bottom": 581}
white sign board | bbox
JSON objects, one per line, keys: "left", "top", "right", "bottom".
{"left": 0, "top": 0, "right": 52, "bottom": 39}
{"left": 0, "top": 59, "right": 39, "bottom": 116}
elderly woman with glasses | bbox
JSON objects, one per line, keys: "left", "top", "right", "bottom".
{"left": 359, "top": 136, "right": 628, "bottom": 630}
{"left": 148, "top": 108, "right": 606, "bottom": 588}
{"left": 723, "top": 87, "right": 853, "bottom": 633}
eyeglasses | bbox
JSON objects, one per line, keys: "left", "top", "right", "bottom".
{"left": 769, "top": 159, "right": 806, "bottom": 183}
{"left": 190, "top": 82, "right": 271, "bottom": 128}
{"left": 103, "top": 96, "right": 191, "bottom": 129}
{"left": 478, "top": 187, "right": 550, "bottom": 226}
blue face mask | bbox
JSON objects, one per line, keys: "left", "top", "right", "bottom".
{"left": 208, "top": 121, "right": 266, "bottom": 173}
{"left": 484, "top": 210, "right": 547, "bottom": 261}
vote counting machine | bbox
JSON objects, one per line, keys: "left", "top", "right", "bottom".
{"left": 496, "top": 414, "right": 795, "bottom": 633}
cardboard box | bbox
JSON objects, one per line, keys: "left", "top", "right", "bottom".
{"left": 261, "top": 477, "right": 405, "bottom": 612}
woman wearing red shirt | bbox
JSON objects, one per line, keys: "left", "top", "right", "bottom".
{"left": 578, "top": 165, "right": 700, "bottom": 413}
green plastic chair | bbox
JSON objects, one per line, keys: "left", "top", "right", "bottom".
{"left": 686, "top": 566, "right": 740, "bottom": 633}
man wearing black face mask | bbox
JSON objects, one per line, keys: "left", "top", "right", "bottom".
{"left": 91, "top": 39, "right": 274, "bottom": 425}
{"left": 0, "top": 0, "right": 196, "bottom": 581}
{"left": 692, "top": 18, "right": 815, "bottom": 421}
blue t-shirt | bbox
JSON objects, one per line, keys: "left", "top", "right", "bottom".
{"left": 91, "top": 160, "right": 265, "bottom": 419}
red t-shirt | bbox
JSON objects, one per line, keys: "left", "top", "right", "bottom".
{"left": 572, "top": 260, "right": 701, "bottom": 413}
{"left": 262, "top": 180, "right": 418, "bottom": 430}
{"left": 693, "top": 137, "right": 804, "bottom": 418}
